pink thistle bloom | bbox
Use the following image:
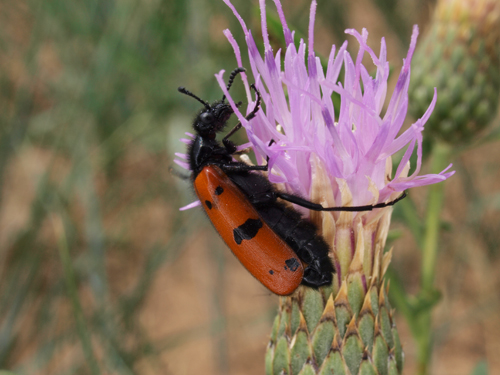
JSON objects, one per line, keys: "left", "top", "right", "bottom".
{"left": 177, "top": 0, "right": 454, "bottom": 215}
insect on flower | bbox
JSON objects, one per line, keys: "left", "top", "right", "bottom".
{"left": 173, "top": 0, "right": 457, "bottom": 371}
{"left": 176, "top": 68, "right": 406, "bottom": 295}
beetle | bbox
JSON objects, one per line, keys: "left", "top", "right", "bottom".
{"left": 178, "top": 67, "right": 406, "bottom": 295}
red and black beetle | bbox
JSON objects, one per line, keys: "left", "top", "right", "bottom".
{"left": 178, "top": 67, "right": 406, "bottom": 295}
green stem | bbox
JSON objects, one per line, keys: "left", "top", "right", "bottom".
{"left": 417, "top": 141, "right": 452, "bottom": 375}
{"left": 53, "top": 216, "right": 101, "bottom": 375}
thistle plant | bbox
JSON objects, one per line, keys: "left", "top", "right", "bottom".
{"left": 177, "top": 0, "right": 454, "bottom": 373}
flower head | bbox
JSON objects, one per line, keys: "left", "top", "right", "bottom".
{"left": 203, "top": 0, "right": 454, "bottom": 220}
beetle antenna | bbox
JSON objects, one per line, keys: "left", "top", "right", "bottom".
{"left": 222, "top": 67, "right": 246, "bottom": 102}
{"left": 221, "top": 85, "right": 261, "bottom": 145}
{"left": 245, "top": 84, "right": 261, "bottom": 121}
{"left": 178, "top": 87, "right": 211, "bottom": 110}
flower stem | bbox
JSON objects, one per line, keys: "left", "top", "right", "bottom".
{"left": 417, "top": 141, "right": 452, "bottom": 375}
{"left": 422, "top": 142, "right": 451, "bottom": 290}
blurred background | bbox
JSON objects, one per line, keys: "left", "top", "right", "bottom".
{"left": 0, "top": 0, "right": 499, "bottom": 374}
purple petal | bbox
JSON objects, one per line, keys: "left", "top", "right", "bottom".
{"left": 179, "top": 200, "right": 201, "bottom": 211}
{"left": 272, "top": 0, "right": 293, "bottom": 46}
{"left": 174, "top": 159, "right": 190, "bottom": 170}
{"left": 308, "top": 0, "right": 317, "bottom": 55}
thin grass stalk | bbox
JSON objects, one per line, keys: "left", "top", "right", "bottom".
{"left": 53, "top": 215, "right": 101, "bottom": 375}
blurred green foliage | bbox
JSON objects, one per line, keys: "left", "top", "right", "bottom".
{"left": 1, "top": 0, "right": 276, "bottom": 372}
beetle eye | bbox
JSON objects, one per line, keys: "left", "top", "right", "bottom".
{"left": 200, "top": 112, "right": 214, "bottom": 124}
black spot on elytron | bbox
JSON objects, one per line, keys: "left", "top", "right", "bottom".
{"left": 269, "top": 270, "right": 274, "bottom": 275}
{"left": 233, "top": 218, "right": 263, "bottom": 245}
{"left": 205, "top": 200, "right": 212, "bottom": 210}
{"left": 285, "top": 258, "right": 300, "bottom": 272}
{"left": 215, "top": 186, "right": 224, "bottom": 195}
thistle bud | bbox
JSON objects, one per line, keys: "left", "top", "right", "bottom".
{"left": 409, "top": 0, "right": 500, "bottom": 143}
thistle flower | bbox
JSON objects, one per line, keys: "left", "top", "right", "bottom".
{"left": 176, "top": 0, "right": 454, "bottom": 373}
{"left": 410, "top": 0, "right": 500, "bottom": 143}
